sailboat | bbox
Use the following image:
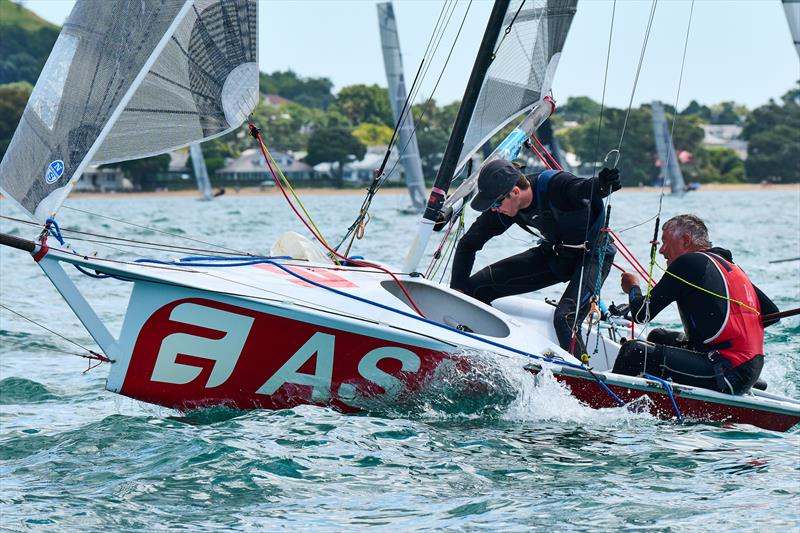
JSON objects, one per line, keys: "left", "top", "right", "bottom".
{"left": 189, "top": 143, "right": 214, "bottom": 201}
{"left": 650, "top": 101, "right": 688, "bottom": 194}
{"left": 377, "top": 2, "right": 427, "bottom": 213}
{"left": 784, "top": 0, "right": 800, "bottom": 59}
{"left": 1, "top": 0, "right": 797, "bottom": 431}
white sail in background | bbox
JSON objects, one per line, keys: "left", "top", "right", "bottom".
{"left": 189, "top": 143, "right": 213, "bottom": 201}
{"left": 0, "top": 0, "right": 258, "bottom": 223}
{"left": 377, "top": 2, "right": 427, "bottom": 213}
{"left": 784, "top": 0, "right": 800, "bottom": 59}
{"left": 651, "top": 101, "right": 686, "bottom": 194}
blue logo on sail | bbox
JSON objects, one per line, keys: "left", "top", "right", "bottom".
{"left": 45, "top": 160, "right": 64, "bottom": 184}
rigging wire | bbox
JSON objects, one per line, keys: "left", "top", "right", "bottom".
{"left": 61, "top": 205, "right": 252, "bottom": 256}
{"left": 0, "top": 303, "right": 112, "bottom": 364}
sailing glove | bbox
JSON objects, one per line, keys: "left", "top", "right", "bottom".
{"left": 598, "top": 167, "right": 621, "bottom": 196}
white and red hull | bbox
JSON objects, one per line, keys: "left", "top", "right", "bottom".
{"left": 27, "top": 244, "right": 800, "bottom": 432}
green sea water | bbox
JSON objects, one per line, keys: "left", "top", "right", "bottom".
{"left": 1, "top": 189, "right": 798, "bottom": 531}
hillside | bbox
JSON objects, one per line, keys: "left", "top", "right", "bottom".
{"left": 0, "top": 0, "right": 57, "bottom": 32}
{"left": 0, "top": 0, "right": 60, "bottom": 85}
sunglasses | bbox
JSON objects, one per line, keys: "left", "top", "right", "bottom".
{"left": 490, "top": 192, "right": 511, "bottom": 209}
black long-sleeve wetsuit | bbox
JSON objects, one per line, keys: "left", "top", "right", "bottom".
{"left": 614, "top": 247, "right": 779, "bottom": 394}
{"left": 450, "top": 171, "right": 615, "bottom": 356}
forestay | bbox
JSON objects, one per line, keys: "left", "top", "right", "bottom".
{"left": 454, "top": 0, "right": 576, "bottom": 177}
{"left": 0, "top": 0, "right": 258, "bottom": 223}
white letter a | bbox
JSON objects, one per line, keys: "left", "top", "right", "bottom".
{"left": 257, "top": 332, "right": 334, "bottom": 401}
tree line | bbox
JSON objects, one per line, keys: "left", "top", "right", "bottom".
{"left": 0, "top": 0, "right": 797, "bottom": 186}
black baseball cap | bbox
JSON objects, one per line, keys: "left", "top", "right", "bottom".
{"left": 470, "top": 159, "right": 522, "bottom": 212}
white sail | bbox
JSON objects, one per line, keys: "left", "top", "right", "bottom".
{"left": 455, "top": 0, "right": 577, "bottom": 176}
{"left": 784, "top": 0, "right": 800, "bottom": 59}
{"left": 377, "top": 2, "right": 427, "bottom": 213}
{"left": 0, "top": 0, "right": 258, "bottom": 223}
{"left": 189, "top": 143, "right": 213, "bottom": 201}
{"left": 651, "top": 101, "right": 686, "bottom": 194}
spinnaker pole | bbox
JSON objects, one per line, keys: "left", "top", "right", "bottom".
{"left": 402, "top": 0, "right": 511, "bottom": 273}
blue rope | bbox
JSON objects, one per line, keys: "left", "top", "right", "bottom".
{"left": 643, "top": 373, "right": 684, "bottom": 423}
{"left": 45, "top": 217, "right": 65, "bottom": 245}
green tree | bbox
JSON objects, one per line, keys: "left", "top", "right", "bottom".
{"left": 740, "top": 83, "right": 800, "bottom": 182}
{"left": 352, "top": 122, "right": 393, "bottom": 146}
{"left": 411, "top": 99, "right": 459, "bottom": 180}
{"left": 0, "top": 81, "right": 32, "bottom": 159}
{"left": 250, "top": 100, "right": 325, "bottom": 152}
{"left": 331, "top": 84, "right": 393, "bottom": 127}
{"left": 259, "top": 70, "right": 334, "bottom": 110}
{"left": 693, "top": 146, "right": 745, "bottom": 184}
{"left": 559, "top": 96, "right": 601, "bottom": 122}
{"left": 681, "top": 100, "right": 712, "bottom": 121}
{"left": 710, "top": 101, "right": 742, "bottom": 125}
{"left": 117, "top": 154, "right": 171, "bottom": 190}
{"left": 305, "top": 120, "right": 365, "bottom": 185}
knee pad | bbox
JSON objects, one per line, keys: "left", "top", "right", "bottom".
{"left": 613, "top": 339, "right": 657, "bottom": 375}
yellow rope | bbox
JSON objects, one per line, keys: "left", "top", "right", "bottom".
{"left": 653, "top": 261, "right": 761, "bottom": 314}
{"left": 260, "top": 140, "right": 332, "bottom": 250}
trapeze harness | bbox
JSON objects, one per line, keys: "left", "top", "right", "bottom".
{"left": 614, "top": 251, "right": 764, "bottom": 394}
{"left": 701, "top": 251, "right": 763, "bottom": 366}
{"left": 516, "top": 170, "right": 609, "bottom": 258}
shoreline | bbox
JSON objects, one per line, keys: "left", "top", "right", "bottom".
{"left": 2, "top": 183, "right": 798, "bottom": 201}
{"left": 60, "top": 182, "right": 800, "bottom": 199}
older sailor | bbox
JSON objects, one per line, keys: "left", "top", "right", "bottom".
{"left": 450, "top": 159, "right": 621, "bottom": 357}
{"left": 613, "top": 214, "right": 780, "bottom": 394}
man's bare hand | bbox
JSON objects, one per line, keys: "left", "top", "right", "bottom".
{"left": 620, "top": 272, "right": 640, "bottom": 293}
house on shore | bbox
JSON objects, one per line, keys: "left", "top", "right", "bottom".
{"left": 74, "top": 166, "right": 132, "bottom": 192}
{"left": 313, "top": 145, "right": 402, "bottom": 186}
{"left": 701, "top": 124, "right": 748, "bottom": 159}
{"left": 216, "top": 148, "right": 315, "bottom": 186}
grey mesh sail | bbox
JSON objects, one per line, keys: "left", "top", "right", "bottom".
{"left": 455, "top": 0, "right": 577, "bottom": 176}
{"left": 0, "top": 0, "right": 258, "bottom": 223}
{"left": 784, "top": 0, "right": 800, "bottom": 59}
{"left": 651, "top": 101, "right": 686, "bottom": 194}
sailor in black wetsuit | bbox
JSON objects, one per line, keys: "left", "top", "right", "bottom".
{"left": 614, "top": 214, "right": 779, "bottom": 394}
{"left": 450, "top": 159, "right": 621, "bottom": 356}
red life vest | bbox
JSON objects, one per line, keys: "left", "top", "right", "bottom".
{"left": 701, "top": 252, "right": 763, "bottom": 367}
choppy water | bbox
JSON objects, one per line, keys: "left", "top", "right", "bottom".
{"left": 1, "top": 189, "right": 799, "bottom": 531}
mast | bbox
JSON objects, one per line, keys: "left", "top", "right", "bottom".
{"left": 377, "top": 2, "right": 427, "bottom": 212}
{"left": 402, "top": 0, "right": 510, "bottom": 272}
{"left": 422, "top": 0, "right": 511, "bottom": 224}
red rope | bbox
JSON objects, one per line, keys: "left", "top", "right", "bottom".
{"left": 250, "top": 125, "right": 427, "bottom": 318}
{"left": 525, "top": 139, "right": 553, "bottom": 170}
{"left": 531, "top": 134, "right": 563, "bottom": 171}
{"left": 606, "top": 228, "right": 656, "bottom": 288}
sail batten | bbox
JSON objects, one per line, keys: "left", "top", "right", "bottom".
{"left": 0, "top": 0, "right": 258, "bottom": 223}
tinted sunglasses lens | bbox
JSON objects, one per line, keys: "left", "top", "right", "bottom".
{"left": 490, "top": 194, "right": 506, "bottom": 209}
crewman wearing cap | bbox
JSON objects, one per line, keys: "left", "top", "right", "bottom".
{"left": 450, "top": 159, "right": 622, "bottom": 357}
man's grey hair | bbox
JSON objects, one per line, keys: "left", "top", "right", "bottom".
{"left": 663, "top": 214, "right": 712, "bottom": 248}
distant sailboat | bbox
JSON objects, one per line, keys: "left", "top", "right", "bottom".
{"left": 651, "top": 101, "right": 687, "bottom": 194}
{"left": 189, "top": 143, "right": 213, "bottom": 201}
{"left": 784, "top": 0, "right": 800, "bottom": 59}
{"left": 377, "top": 2, "right": 427, "bottom": 213}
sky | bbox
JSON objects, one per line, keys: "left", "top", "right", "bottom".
{"left": 21, "top": 0, "right": 800, "bottom": 111}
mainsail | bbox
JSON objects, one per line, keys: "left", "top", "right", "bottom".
{"left": 189, "top": 143, "right": 213, "bottom": 201}
{"left": 784, "top": 0, "right": 800, "bottom": 59}
{"left": 377, "top": 2, "right": 427, "bottom": 213}
{"left": 454, "top": 0, "right": 577, "bottom": 176}
{"left": 651, "top": 101, "right": 686, "bottom": 194}
{"left": 0, "top": 0, "right": 258, "bottom": 223}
